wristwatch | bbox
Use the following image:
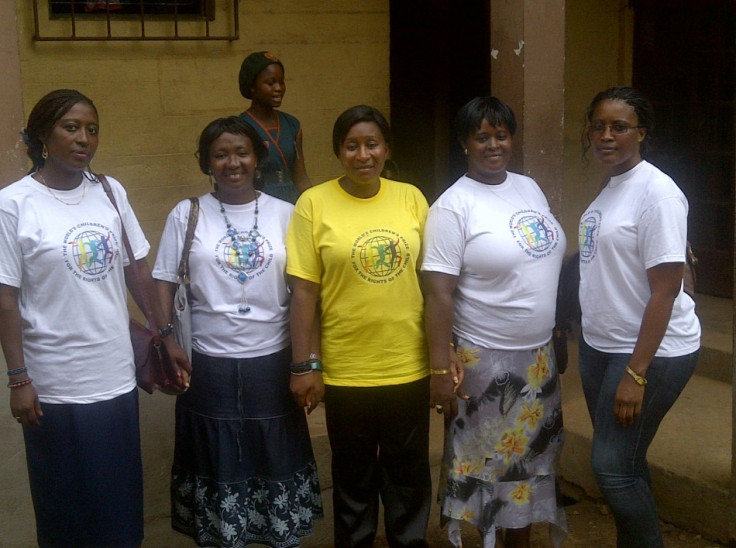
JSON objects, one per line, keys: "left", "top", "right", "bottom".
{"left": 158, "top": 323, "right": 174, "bottom": 339}
{"left": 290, "top": 358, "right": 323, "bottom": 375}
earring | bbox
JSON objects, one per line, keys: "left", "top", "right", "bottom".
{"left": 42, "top": 144, "right": 48, "bottom": 160}
{"left": 463, "top": 148, "right": 468, "bottom": 156}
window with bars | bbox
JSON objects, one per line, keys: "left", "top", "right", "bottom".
{"left": 33, "top": 0, "right": 239, "bottom": 41}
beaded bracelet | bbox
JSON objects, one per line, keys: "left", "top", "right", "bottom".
{"left": 430, "top": 369, "right": 450, "bottom": 375}
{"left": 8, "top": 378, "right": 33, "bottom": 389}
{"left": 7, "top": 367, "right": 27, "bottom": 377}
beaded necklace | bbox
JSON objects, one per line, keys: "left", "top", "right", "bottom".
{"left": 216, "top": 191, "right": 260, "bottom": 314}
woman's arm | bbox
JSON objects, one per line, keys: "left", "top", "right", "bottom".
{"left": 423, "top": 271, "right": 463, "bottom": 417}
{"left": 0, "top": 284, "right": 43, "bottom": 427}
{"left": 125, "top": 259, "right": 191, "bottom": 391}
{"left": 292, "top": 130, "right": 312, "bottom": 194}
{"left": 614, "top": 261, "right": 684, "bottom": 426}
{"left": 289, "top": 275, "right": 323, "bottom": 414}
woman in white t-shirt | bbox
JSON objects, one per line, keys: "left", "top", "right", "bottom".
{"left": 578, "top": 86, "right": 700, "bottom": 546}
{"left": 0, "top": 89, "right": 189, "bottom": 548}
{"left": 153, "top": 116, "right": 322, "bottom": 548}
{"left": 422, "top": 96, "right": 567, "bottom": 547}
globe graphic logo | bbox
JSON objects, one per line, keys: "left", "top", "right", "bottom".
{"left": 222, "top": 238, "right": 264, "bottom": 272}
{"left": 359, "top": 235, "right": 403, "bottom": 277}
{"left": 579, "top": 216, "right": 599, "bottom": 259}
{"left": 514, "top": 215, "right": 554, "bottom": 253}
{"left": 71, "top": 230, "right": 115, "bottom": 275}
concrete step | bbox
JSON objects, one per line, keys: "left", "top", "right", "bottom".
{"left": 693, "top": 293, "right": 732, "bottom": 384}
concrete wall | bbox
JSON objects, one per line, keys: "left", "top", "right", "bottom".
{"left": 7, "top": 0, "right": 390, "bottom": 255}
{"left": 0, "top": 3, "right": 25, "bottom": 184}
{"left": 0, "top": 2, "right": 389, "bottom": 545}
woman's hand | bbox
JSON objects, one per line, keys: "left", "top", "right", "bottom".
{"left": 10, "top": 384, "right": 43, "bottom": 428}
{"left": 449, "top": 344, "right": 466, "bottom": 395}
{"left": 613, "top": 262, "right": 682, "bottom": 426}
{"left": 290, "top": 371, "right": 324, "bottom": 414}
{"left": 161, "top": 337, "right": 191, "bottom": 394}
{"left": 614, "top": 373, "right": 644, "bottom": 427}
{"left": 430, "top": 373, "right": 459, "bottom": 418}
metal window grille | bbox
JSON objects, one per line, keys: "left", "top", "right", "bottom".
{"left": 33, "top": 0, "right": 239, "bottom": 41}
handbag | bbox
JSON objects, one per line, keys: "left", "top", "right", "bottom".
{"left": 173, "top": 197, "right": 199, "bottom": 362}
{"left": 99, "top": 174, "right": 178, "bottom": 393}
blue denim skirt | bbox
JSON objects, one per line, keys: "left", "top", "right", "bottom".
{"left": 24, "top": 388, "right": 143, "bottom": 548}
{"left": 171, "top": 346, "right": 322, "bottom": 548}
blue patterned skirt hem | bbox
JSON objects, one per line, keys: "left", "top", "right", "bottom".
{"left": 170, "top": 348, "right": 323, "bottom": 547}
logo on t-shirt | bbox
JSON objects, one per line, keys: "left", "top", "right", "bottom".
{"left": 214, "top": 229, "right": 274, "bottom": 281}
{"left": 508, "top": 210, "right": 560, "bottom": 259}
{"left": 351, "top": 229, "right": 410, "bottom": 284}
{"left": 579, "top": 210, "right": 602, "bottom": 264}
{"left": 62, "top": 222, "right": 119, "bottom": 282}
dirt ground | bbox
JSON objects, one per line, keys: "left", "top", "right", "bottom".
{"left": 369, "top": 491, "right": 727, "bottom": 548}
{"left": 296, "top": 483, "right": 727, "bottom": 548}
{"left": 414, "top": 497, "right": 725, "bottom": 547}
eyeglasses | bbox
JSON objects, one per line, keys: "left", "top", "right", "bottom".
{"left": 588, "top": 122, "right": 643, "bottom": 135}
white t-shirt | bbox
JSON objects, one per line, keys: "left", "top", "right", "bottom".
{"left": 578, "top": 160, "right": 700, "bottom": 356}
{"left": 0, "top": 174, "right": 150, "bottom": 404}
{"left": 422, "top": 173, "right": 566, "bottom": 350}
{"left": 153, "top": 192, "right": 293, "bottom": 358}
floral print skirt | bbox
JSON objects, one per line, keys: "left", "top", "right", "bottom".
{"left": 171, "top": 347, "right": 323, "bottom": 548}
{"left": 440, "top": 337, "right": 567, "bottom": 547}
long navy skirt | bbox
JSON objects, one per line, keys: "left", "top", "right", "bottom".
{"left": 23, "top": 388, "right": 143, "bottom": 548}
{"left": 171, "top": 346, "right": 323, "bottom": 548}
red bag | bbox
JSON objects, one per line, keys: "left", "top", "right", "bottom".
{"left": 99, "top": 173, "right": 178, "bottom": 394}
{"left": 129, "top": 318, "right": 176, "bottom": 394}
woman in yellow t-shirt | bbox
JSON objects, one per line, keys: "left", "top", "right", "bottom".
{"left": 286, "top": 105, "right": 431, "bottom": 547}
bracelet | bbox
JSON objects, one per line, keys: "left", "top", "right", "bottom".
{"left": 158, "top": 323, "right": 175, "bottom": 339}
{"left": 430, "top": 369, "right": 450, "bottom": 375}
{"left": 625, "top": 366, "right": 647, "bottom": 386}
{"left": 7, "top": 367, "right": 27, "bottom": 377}
{"left": 8, "top": 378, "right": 33, "bottom": 389}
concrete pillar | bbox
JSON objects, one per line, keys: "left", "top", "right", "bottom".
{"left": 0, "top": 1, "right": 26, "bottom": 187}
{"left": 490, "top": 0, "right": 565, "bottom": 215}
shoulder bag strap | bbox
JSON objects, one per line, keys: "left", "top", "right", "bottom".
{"left": 177, "top": 197, "right": 199, "bottom": 284}
{"left": 98, "top": 174, "right": 160, "bottom": 338}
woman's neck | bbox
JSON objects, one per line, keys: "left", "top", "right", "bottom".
{"left": 36, "top": 163, "right": 84, "bottom": 190}
{"left": 247, "top": 102, "right": 277, "bottom": 124}
{"left": 213, "top": 187, "right": 258, "bottom": 206}
{"left": 338, "top": 176, "right": 380, "bottom": 199}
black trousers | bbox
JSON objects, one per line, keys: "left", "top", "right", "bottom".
{"left": 325, "top": 377, "right": 431, "bottom": 548}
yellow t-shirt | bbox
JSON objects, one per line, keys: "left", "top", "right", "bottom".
{"left": 287, "top": 178, "right": 429, "bottom": 386}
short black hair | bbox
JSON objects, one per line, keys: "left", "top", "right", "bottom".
{"left": 197, "top": 116, "right": 268, "bottom": 174}
{"left": 454, "top": 96, "right": 517, "bottom": 143}
{"left": 332, "top": 105, "right": 392, "bottom": 157}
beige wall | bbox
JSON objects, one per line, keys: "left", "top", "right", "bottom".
{"left": 11, "top": 0, "right": 390, "bottom": 258}
{"left": 0, "top": 2, "right": 25, "bottom": 184}
{"left": 1, "top": 2, "right": 389, "bottom": 545}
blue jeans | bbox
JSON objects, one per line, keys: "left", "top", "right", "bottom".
{"left": 578, "top": 337, "right": 698, "bottom": 547}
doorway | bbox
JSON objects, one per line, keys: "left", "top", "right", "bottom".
{"left": 389, "top": 0, "right": 490, "bottom": 201}
{"left": 632, "top": 0, "right": 735, "bottom": 297}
